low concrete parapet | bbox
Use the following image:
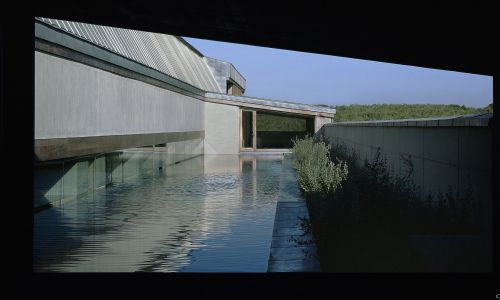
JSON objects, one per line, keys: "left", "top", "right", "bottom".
{"left": 318, "top": 113, "right": 493, "bottom": 234}
{"left": 267, "top": 154, "right": 321, "bottom": 272}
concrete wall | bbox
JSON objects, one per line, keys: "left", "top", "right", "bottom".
{"left": 314, "top": 116, "right": 332, "bottom": 133}
{"left": 35, "top": 51, "right": 204, "bottom": 139}
{"left": 34, "top": 139, "right": 203, "bottom": 209}
{"left": 35, "top": 51, "right": 332, "bottom": 158}
{"left": 320, "top": 122, "right": 492, "bottom": 231}
{"left": 204, "top": 102, "right": 240, "bottom": 154}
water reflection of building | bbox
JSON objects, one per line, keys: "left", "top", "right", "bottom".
{"left": 196, "top": 155, "right": 246, "bottom": 240}
{"left": 34, "top": 154, "right": 283, "bottom": 272}
{"left": 34, "top": 155, "right": 207, "bottom": 272}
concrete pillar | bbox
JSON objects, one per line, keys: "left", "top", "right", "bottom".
{"left": 314, "top": 116, "right": 332, "bottom": 133}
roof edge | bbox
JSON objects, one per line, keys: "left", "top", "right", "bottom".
{"left": 175, "top": 36, "right": 205, "bottom": 58}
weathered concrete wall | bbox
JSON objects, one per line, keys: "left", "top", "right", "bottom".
{"left": 204, "top": 102, "right": 240, "bottom": 154}
{"left": 314, "top": 116, "right": 332, "bottom": 133}
{"left": 35, "top": 51, "right": 204, "bottom": 139}
{"left": 34, "top": 139, "right": 204, "bottom": 209}
{"left": 320, "top": 120, "right": 492, "bottom": 231}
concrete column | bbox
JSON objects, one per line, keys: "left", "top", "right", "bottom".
{"left": 314, "top": 116, "right": 332, "bottom": 133}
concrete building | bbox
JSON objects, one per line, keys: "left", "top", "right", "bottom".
{"left": 35, "top": 18, "right": 491, "bottom": 229}
{"left": 33, "top": 17, "right": 492, "bottom": 272}
{"left": 34, "top": 17, "right": 335, "bottom": 162}
{"left": 34, "top": 17, "right": 334, "bottom": 209}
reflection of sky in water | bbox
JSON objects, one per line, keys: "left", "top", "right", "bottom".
{"left": 34, "top": 154, "right": 283, "bottom": 272}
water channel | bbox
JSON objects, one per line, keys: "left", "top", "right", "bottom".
{"left": 34, "top": 152, "right": 284, "bottom": 272}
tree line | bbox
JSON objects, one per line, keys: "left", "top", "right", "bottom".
{"left": 315, "top": 103, "right": 493, "bottom": 122}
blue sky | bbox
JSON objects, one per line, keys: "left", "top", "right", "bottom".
{"left": 185, "top": 37, "right": 492, "bottom": 108}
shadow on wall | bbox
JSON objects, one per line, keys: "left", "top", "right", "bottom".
{"left": 34, "top": 152, "right": 151, "bottom": 210}
{"left": 34, "top": 139, "right": 204, "bottom": 210}
{"left": 316, "top": 124, "right": 492, "bottom": 233}
{"left": 305, "top": 137, "right": 492, "bottom": 272}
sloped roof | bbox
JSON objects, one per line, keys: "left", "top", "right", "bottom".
{"left": 36, "top": 17, "right": 222, "bottom": 93}
{"left": 35, "top": 17, "right": 335, "bottom": 116}
{"left": 206, "top": 92, "right": 336, "bottom": 115}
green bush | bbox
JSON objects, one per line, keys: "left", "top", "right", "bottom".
{"left": 292, "top": 136, "right": 348, "bottom": 194}
{"left": 307, "top": 143, "right": 482, "bottom": 271}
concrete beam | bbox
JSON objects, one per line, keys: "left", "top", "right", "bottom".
{"left": 35, "top": 131, "right": 204, "bottom": 161}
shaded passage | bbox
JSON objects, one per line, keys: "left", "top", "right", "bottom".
{"left": 34, "top": 154, "right": 283, "bottom": 272}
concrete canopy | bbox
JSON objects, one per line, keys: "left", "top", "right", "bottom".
{"left": 33, "top": 1, "right": 496, "bottom": 76}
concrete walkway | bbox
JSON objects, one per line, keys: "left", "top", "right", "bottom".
{"left": 267, "top": 154, "right": 321, "bottom": 272}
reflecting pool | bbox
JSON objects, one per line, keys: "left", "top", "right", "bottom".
{"left": 34, "top": 153, "right": 283, "bottom": 272}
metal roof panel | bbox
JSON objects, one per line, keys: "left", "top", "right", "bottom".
{"left": 36, "top": 17, "right": 221, "bottom": 93}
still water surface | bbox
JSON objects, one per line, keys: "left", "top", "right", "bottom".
{"left": 34, "top": 154, "right": 283, "bottom": 272}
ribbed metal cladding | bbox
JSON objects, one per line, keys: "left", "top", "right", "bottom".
{"left": 36, "top": 17, "right": 222, "bottom": 93}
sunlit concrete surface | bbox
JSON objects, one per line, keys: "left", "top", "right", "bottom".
{"left": 204, "top": 102, "right": 240, "bottom": 154}
{"left": 34, "top": 18, "right": 335, "bottom": 161}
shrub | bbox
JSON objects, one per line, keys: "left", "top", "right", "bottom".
{"left": 306, "top": 142, "right": 482, "bottom": 271}
{"left": 292, "top": 136, "right": 348, "bottom": 195}
{"left": 328, "top": 143, "right": 479, "bottom": 234}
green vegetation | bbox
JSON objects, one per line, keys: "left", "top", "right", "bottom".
{"left": 486, "top": 103, "right": 494, "bottom": 113}
{"left": 306, "top": 143, "right": 480, "bottom": 271}
{"left": 257, "top": 112, "right": 306, "bottom": 131}
{"left": 291, "top": 136, "right": 348, "bottom": 194}
{"left": 315, "top": 103, "right": 492, "bottom": 122}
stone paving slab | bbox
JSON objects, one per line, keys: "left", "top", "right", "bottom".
{"left": 272, "top": 226, "right": 310, "bottom": 237}
{"left": 273, "top": 218, "right": 302, "bottom": 227}
{"left": 275, "top": 204, "right": 309, "bottom": 214}
{"left": 274, "top": 202, "right": 306, "bottom": 208}
{"left": 267, "top": 154, "right": 321, "bottom": 272}
{"left": 274, "top": 213, "right": 309, "bottom": 222}
{"left": 268, "top": 258, "right": 321, "bottom": 272}
{"left": 269, "top": 246, "right": 318, "bottom": 261}
{"left": 276, "top": 203, "right": 309, "bottom": 209}
{"left": 271, "top": 234, "right": 315, "bottom": 248}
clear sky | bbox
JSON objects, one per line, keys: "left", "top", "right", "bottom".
{"left": 184, "top": 37, "right": 493, "bottom": 108}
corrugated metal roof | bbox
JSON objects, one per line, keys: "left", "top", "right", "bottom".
{"left": 205, "top": 92, "right": 336, "bottom": 115}
{"left": 36, "top": 17, "right": 222, "bottom": 93}
{"left": 35, "top": 17, "right": 335, "bottom": 115}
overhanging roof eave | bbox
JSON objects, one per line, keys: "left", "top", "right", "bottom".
{"left": 204, "top": 95, "right": 336, "bottom": 118}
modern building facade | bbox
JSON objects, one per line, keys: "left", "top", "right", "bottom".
{"left": 34, "top": 17, "right": 335, "bottom": 210}
{"left": 35, "top": 17, "right": 335, "bottom": 162}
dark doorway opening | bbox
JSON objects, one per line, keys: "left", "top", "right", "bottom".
{"left": 256, "top": 111, "right": 314, "bottom": 149}
{"left": 241, "top": 110, "right": 254, "bottom": 149}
